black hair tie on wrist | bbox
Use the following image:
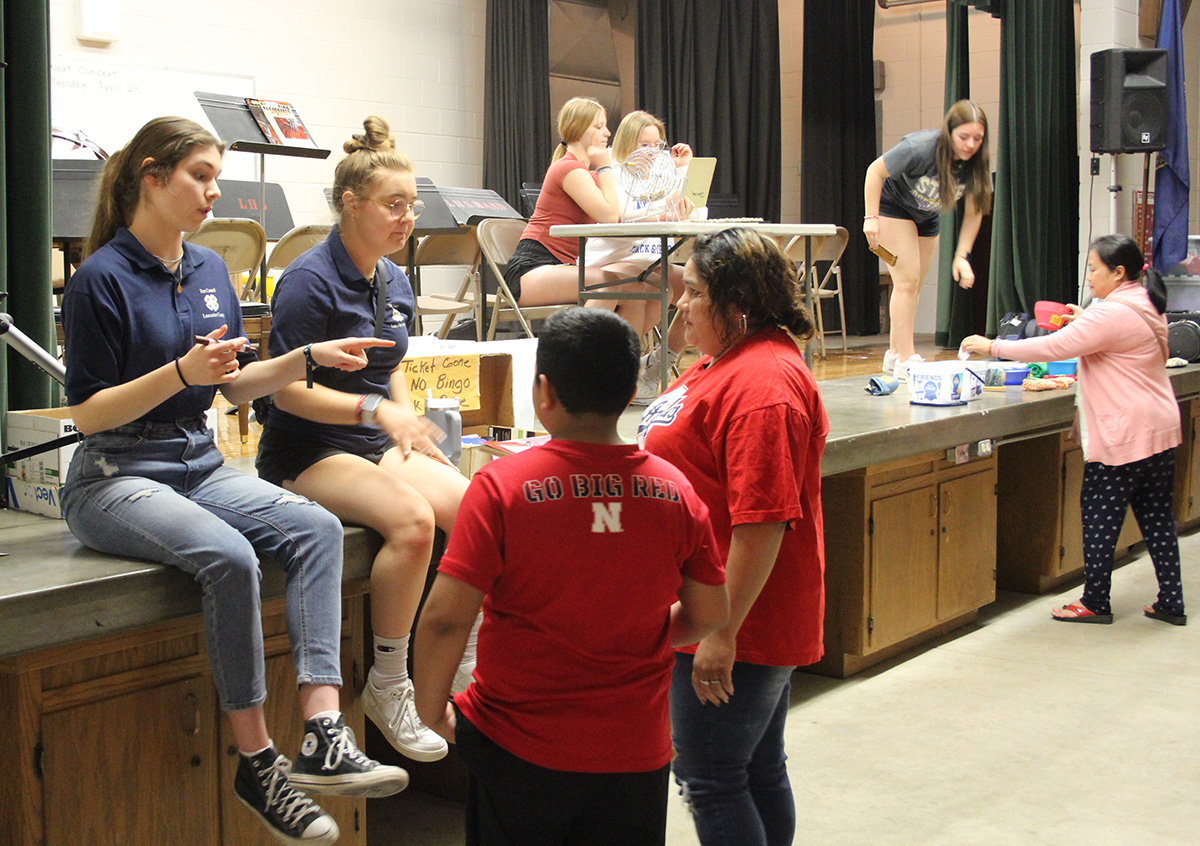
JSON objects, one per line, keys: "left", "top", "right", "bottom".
{"left": 304, "top": 344, "right": 316, "bottom": 389}
{"left": 174, "top": 358, "right": 190, "bottom": 387}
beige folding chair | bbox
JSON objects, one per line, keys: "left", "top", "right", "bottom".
{"left": 266, "top": 224, "right": 332, "bottom": 298}
{"left": 403, "top": 229, "right": 484, "bottom": 340}
{"left": 185, "top": 218, "right": 267, "bottom": 301}
{"left": 785, "top": 226, "right": 849, "bottom": 358}
{"left": 185, "top": 218, "right": 268, "bottom": 442}
{"left": 475, "top": 218, "right": 569, "bottom": 339}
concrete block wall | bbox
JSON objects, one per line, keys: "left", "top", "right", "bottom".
{"left": 50, "top": 0, "right": 486, "bottom": 312}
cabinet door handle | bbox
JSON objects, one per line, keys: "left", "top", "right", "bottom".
{"left": 182, "top": 691, "right": 200, "bottom": 737}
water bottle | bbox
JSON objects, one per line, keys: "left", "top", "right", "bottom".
{"left": 424, "top": 396, "right": 462, "bottom": 467}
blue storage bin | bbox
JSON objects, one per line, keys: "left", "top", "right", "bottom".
{"left": 1047, "top": 359, "right": 1077, "bottom": 376}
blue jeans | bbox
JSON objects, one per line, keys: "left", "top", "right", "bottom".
{"left": 62, "top": 416, "right": 345, "bottom": 710}
{"left": 670, "top": 653, "right": 795, "bottom": 846}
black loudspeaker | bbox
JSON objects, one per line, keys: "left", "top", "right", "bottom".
{"left": 1090, "top": 48, "right": 1168, "bottom": 153}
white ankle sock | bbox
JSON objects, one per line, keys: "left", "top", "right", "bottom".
{"left": 371, "top": 634, "right": 410, "bottom": 687}
{"left": 309, "top": 709, "right": 341, "bottom": 723}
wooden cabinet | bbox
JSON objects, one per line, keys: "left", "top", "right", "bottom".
{"left": 43, "top": 676, "right": 220, "bottom": 846}
{"left": 817, "top": 450, "right": 997, "bottom": 677}
{"left": 1174, "top": 398, "right": 1200, "bottom": 526}
{"left": 997, "top": 431, "right": 1142, "bottom": 593}
{"left": 0, "top": 589, "right": 367, "bottom": 846}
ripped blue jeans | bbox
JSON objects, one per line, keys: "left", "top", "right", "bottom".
{"left": 62, "top": 416, "right": 345, "bottom": 710}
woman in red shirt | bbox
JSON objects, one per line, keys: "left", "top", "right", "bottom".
{"left": 505, "top": 97, "right": 661, "bottom": 337}
{"left": 638, "top": 228, "right": 829, "bottom": 846}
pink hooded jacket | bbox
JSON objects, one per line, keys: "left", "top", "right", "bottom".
{"left": 990, "top": 280, "right": 1181, "bottom": 466}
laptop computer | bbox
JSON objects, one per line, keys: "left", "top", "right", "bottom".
{"left": 682, "top": 157, "right": 717, "bottom": 210}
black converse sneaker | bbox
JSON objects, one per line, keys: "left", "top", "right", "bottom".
{"left": 234, "top": 745, "right": 339, "bottom": 845}
{"left": 289, "top": 713, "right": 410, "bottom": 798}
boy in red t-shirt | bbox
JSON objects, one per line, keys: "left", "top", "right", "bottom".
{"left": 414, "top": 308, "right": 728, "bottom": 845}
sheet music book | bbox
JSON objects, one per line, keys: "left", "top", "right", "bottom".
{"left": 246, "top": 98, "right": 318, "bottom": 148}
{"left": 245, "top": 99, "right": 282, "bottom": 144}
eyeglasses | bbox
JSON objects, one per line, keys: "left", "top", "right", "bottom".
{"left": 637, "top": 140, "right": 668, "bottom": 151}
{"left": 367, "top": 196, "right": 425, "bottom": 220}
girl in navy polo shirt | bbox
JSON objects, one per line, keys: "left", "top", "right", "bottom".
{"left": 256, "top": 117, "right": 470, "bottom": 764}
{"left": 60, "top": 116, "right": 408, "bottom": 846}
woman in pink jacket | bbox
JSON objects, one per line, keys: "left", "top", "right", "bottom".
{"left": 962, "top": 234, "right": 1186, "bottom": 626}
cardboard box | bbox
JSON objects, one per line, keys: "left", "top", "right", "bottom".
{"left": 4, "top": 408, "right": 79, "bottom": 484}
{"left": 6, "top": 477, "right": 65, "bottom": 518}
{"left": 401, "top": 352, "right": 515, "bottom": 434}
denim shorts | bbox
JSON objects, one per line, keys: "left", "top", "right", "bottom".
{"left": 879, "top": 193, "right": 940, "bottom": 238}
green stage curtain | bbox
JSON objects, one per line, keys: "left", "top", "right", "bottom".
{"left": 935, "top": 0, "right": 975, "bottom": 347}
{"left": 483, "top": 0, "right": 551, "bottom": 212}
{"left": 2, "top": 0, "right": 54, "bottom": 429}
{"left": 976, "top": 0, "right": 1078, "bottom": 333}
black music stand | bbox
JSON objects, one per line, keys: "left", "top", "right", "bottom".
{"left": 408, "top": 182, "right": 522, "bottom": 336}
{"left": 197, "top": 92, "right": 330, "bottom": 300}
{"left": 51, "top": 159, "right": 105, "bottom": 289}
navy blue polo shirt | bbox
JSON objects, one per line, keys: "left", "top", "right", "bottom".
{"left": 264, "top": 226, "right": 415, "bottom": 454}
{"left": 63, "top": 227, "right": 255, "bottom": 423}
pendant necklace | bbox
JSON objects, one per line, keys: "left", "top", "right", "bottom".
{"left": 153, "top": 253, "right": 185, "bottom": 293}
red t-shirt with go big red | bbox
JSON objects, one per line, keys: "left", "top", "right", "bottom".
{"left": 441, "top": 439, "right": 724, "bottom": 773}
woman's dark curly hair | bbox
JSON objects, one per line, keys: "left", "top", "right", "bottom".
{"left": 688, "top": 228, "right": 815, "bottom": 348}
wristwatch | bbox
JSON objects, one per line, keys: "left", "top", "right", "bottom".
{"left": 358, "top": 393, "right": 384, "bottom": 426}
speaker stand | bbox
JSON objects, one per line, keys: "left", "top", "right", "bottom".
{"left": 1108, "top": 155, "right": 1122, "bottom": 235}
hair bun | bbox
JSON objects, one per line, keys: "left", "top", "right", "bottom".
{"left": 344, "top": 115, "right": 395, "bottom": 154}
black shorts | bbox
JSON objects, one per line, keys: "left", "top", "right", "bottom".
{"left": 255, "top": 425, "right": 388, "bottom": 487}
{"left": 454, "top": 706, "right": 669, "bottom": 846}
{"left": 503, "top": 238, "right": 563, "bottom": 303}
{"left": 879, "top": 193, "right": 940, "bottom": 238}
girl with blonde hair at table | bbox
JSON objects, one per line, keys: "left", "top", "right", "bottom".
{"left": 605, "top": 109, "right": 697, "bottom": 404}
{"left": 864, "top": 99, "right": 992, "bottom": 383}
{"left": 504, "top": 97, "right": 662, "bottom": 337}
{"left": 61, "top": 116, "right": 407, "bottom": 846}
{"left": 256, "top": 116, "right": 472, "bottom": 766}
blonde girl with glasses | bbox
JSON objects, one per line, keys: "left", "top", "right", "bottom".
{"left": 256, "top": 116, "right": 472, "bottom": 766}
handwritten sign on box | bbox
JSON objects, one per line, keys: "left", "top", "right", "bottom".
{"left": 402, "top": 355, "right": 482, "bottom": 411}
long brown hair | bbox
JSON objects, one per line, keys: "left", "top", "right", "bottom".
{"left": 86, "top": 117, "right": 224, "bottom": 257}
{"left": 935, "top": 100, "right": 992, "bottom": 215}
{"left": 689, "top": 228, "right": 815, "bottom": 346}
{"left": 332, "top": 116, "right": 414, "bottom": 221}
{"left": 552, "top": 97, "right": 604, "bottom": 164}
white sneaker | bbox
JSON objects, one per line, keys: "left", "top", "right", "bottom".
{"left": 882, "top": 349, "right": 899, "bottom": 375}
{"left": 630, "top": 347, "right": 677, "bottom": 407}
{"left": 891, "top": 354, "right": 925, "bottom": 385}
{"left": 361, "top": 678, "right": 448, "bottom": 762}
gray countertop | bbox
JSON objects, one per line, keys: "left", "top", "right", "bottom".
{"left": 4, "top": 363, "right": 1200, "bottom": 660}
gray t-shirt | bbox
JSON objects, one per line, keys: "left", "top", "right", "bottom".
{"left": 880, "top": 129, "right": 964, "bottom": 222}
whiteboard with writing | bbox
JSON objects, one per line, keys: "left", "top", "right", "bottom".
{"left": 51, "top": 54, "right": 256, "bottom": 179}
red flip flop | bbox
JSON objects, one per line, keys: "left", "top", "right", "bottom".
{"left": 1052, "top": 602, "right": 1113, "bottom": 624}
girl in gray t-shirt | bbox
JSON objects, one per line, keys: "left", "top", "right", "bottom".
{"left": 863, "top": 99, "right": 993, "bottom": 383}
